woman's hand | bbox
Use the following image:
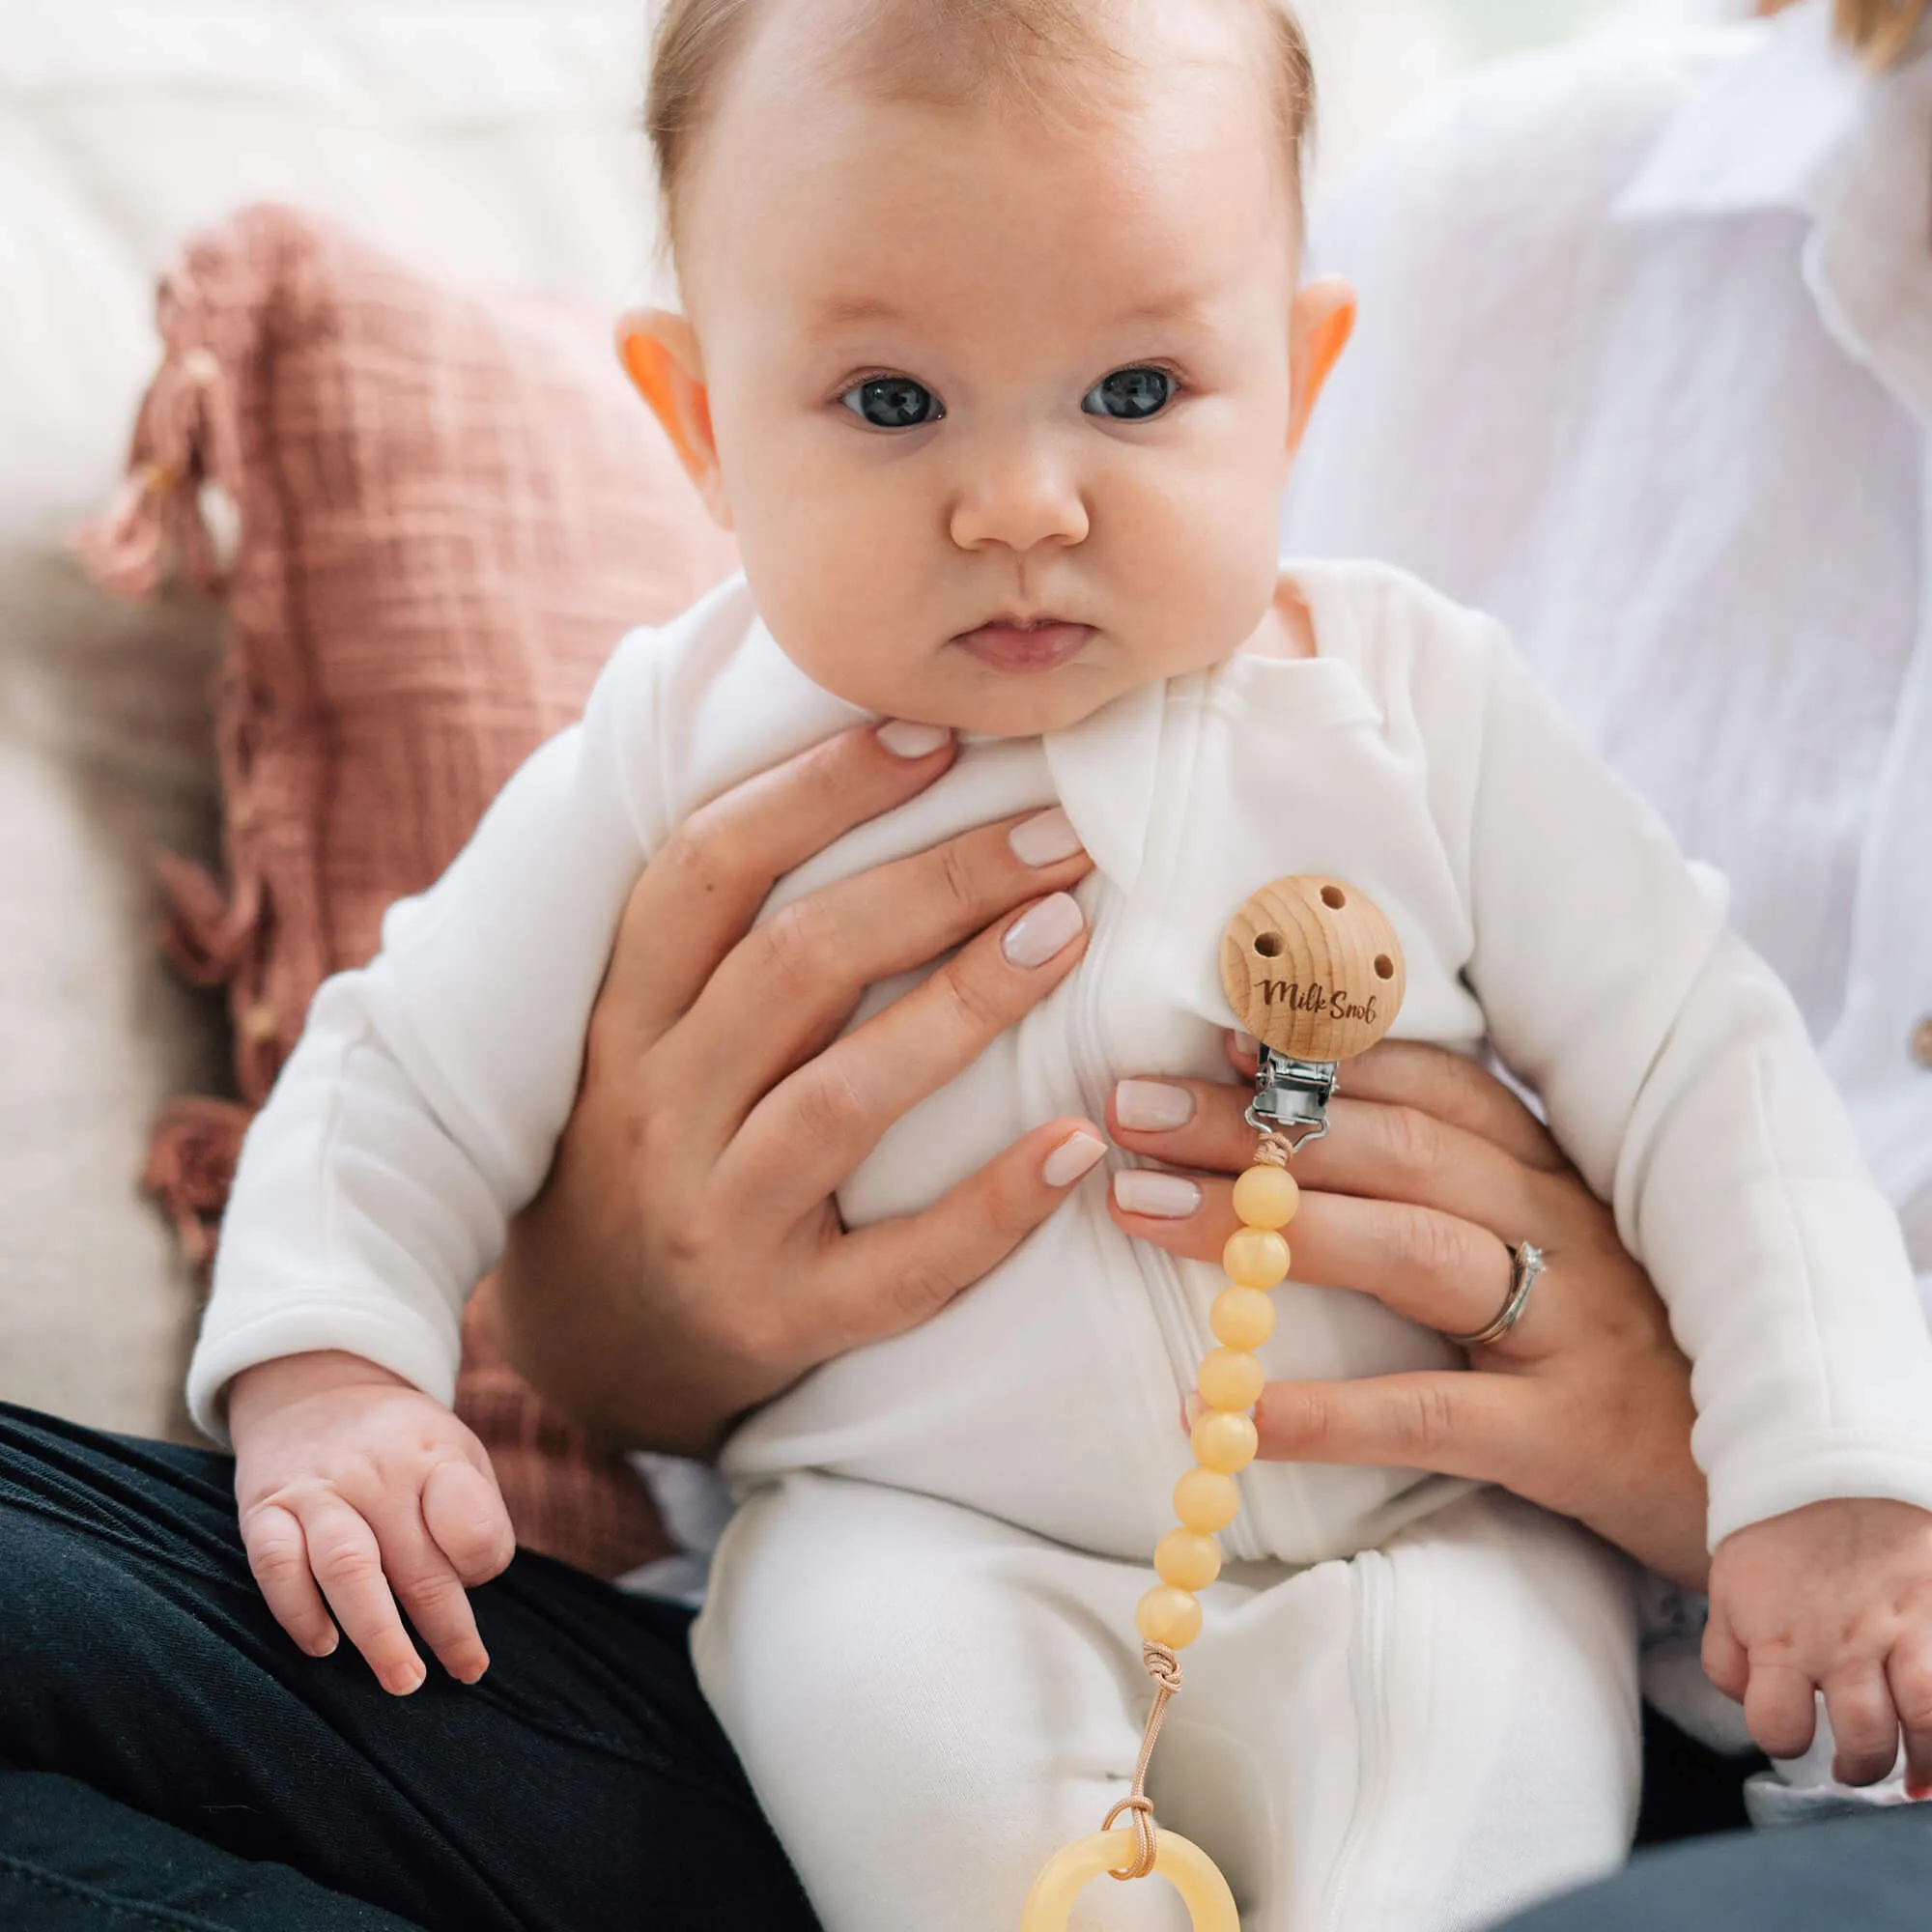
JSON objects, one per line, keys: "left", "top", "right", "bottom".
{"left": 493, "top": 721, "right": 1107, "bottom": 1458}
{"left": 1108, "top": 1037, "right": 1711, "bottom": 1587}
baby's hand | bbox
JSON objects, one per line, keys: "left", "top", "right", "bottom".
{"left": 1705, "top": 1498, "right": 1932, "bottom": 1793}
{"left": 229, "top": 1350, "right": 516, "bottom": 1695}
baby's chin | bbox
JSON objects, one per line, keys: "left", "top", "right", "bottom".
{"left": 810, "top": 650, "right": 1151, "bottom": 742}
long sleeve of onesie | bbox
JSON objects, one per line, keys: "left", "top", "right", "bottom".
{"left": 1441, "top": 614, "right": 1932, "bottom": 1545}
{"left": 185, "top": 625, "right": 669, "bottom": 1440}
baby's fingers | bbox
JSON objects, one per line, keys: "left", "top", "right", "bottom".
{"left": 375, "top": 1500, "right": 492, "bottom": 1689}
{"left": 299, "top": 1498, "right": 425, "bottom": 1696}
{"left": 242, "top": 1502, "right": 338, "bottom": 1660}
{"left": 1825, "top": 1670, "right": 1903, "bottom": 1788}
{"left": 1698, "top": 1607, "right": 1747, "bottom": 1705}
{"left": 1886, "top": 1637, "right": 1932, "bottom": 1799}
{"left": 425, "top": 1458, "right": 516, "bottom": 1587}
{"left": 1741, "top": 1658, "right": 1820, "bottom": 1763}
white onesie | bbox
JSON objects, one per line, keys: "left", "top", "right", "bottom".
{"left": 191, "top": 560, "right": 1932, "bottom": 1931}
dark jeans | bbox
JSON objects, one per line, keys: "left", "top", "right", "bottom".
{"left": 1499, "top": 1804, "right": 1932, "bottom": 1929}
{"left": 0, "top": 1404, "right": 818, "bottom": 1930}
{"left": 5, "top": 1401, "right": 1930, "bottom": 1930}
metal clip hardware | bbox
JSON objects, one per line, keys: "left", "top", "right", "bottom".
{"left": 1245, "top": 1046, "right": 1340, "bottom": 1148}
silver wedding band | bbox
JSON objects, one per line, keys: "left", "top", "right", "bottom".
{"left": 1445, "top": 1242, "right": 1545, "bottom": 1350}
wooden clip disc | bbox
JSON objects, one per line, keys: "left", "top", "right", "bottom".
{"left": 1220, "top": 876, "right": 1406, "bottom": 1064}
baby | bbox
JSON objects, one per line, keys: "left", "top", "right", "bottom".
{"left": 198, "top": 0, "right": 1932, "bottom": 1926}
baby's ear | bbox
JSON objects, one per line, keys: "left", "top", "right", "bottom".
{"left": 615, "top": 310, "right": 732, "bottom": 530}
{"left": 1286, "top": 276, "right": 1356, "bottom": 459}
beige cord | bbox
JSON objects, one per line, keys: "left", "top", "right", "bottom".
{"left": 1102, "top": 1642, "right": 1185, "bottom": 1882}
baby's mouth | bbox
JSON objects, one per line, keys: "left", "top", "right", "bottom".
{"left": 950, "top": 615, "right": 1094, "bottom": 674}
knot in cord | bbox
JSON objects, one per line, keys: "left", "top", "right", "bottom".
{"left": 1104, "top": 1643, "right": 1186, "bottom": 1882}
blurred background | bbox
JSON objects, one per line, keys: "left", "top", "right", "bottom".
{"left": 1301, "top": 0, "right": 1740, "bottom": 186}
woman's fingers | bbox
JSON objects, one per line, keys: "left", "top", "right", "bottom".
{"left": 607, "top": 721, "right": 959, "bottom": 1043}
{"left": 1111, "top": 1170, "right": 1523, "bottom": 1350}
{"left": 724, "top": 891, "right": 1090, "bottom": 1222}
{"left": 821, "top": 1118, "right": 1109, "bottom": 1353}
{"left": 661, "top": 813, "right": 1091, "bottom": 1151}
{"left": 1110, "top": 1080, "right": 1556, "bottom": 1251}
{"left": 241, "top": 1501, "right": 339, "bottom": 1660}
{"left": 1252, "top": 1370, "right": 1536, "bottom": 1487}
{"left": 1228, "top": 1035, "right": 1569, "bottom": 1175}
{"left": 295, "top": 1498, "right": 425, "bottom": 1696}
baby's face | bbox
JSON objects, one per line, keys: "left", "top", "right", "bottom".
{"left": 647, "top": 3, "right": 1340, "bottom": 736}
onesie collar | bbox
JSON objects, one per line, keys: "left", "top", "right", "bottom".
{"left": 1040, "top": 675, "right": 1170, "bottom": 895}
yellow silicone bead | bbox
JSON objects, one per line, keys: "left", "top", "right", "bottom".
{"left": 1223, "top": 1226, "right": 1291, "bottom": 1289}
{"left": 1196, "top": 1347, "right": 1265, "bottom": 1413}
{"left": 1173, "top": 1465, "right": 1241, "bottom": 1533}
{"left": 1136, "top": 1584, "right": 1204, "bottom": 1650}
{"left": 1232, "top": 1164, "right": 1301, "bottom": 1231}
{"left": 1154, "top": 1528, "right": 1223, "bottom": 1593}
{"left": 1210, "top": 1287, "right": 1277, "bottom": 1351}
{"left": 1191, "top": 1409, "right": 1260, "bottom": 1474}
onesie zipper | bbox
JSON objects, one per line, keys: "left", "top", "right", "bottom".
{"left": 1065, "top": 877, "right": 1267, "bottom": 1564}
{"left": 1320, "top": 1548, "right": 1394, "bottom": 1932}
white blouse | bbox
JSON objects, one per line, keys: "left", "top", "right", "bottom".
{"left": 1286, "top": 0, "right": 1932, "bottom": 1296}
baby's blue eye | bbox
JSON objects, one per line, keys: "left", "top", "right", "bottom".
{"left": 1083, "top": 367, "right": 1174, "bottom": 421}
{"left": 841, "top": 376, "right": 944, "bottom": 429}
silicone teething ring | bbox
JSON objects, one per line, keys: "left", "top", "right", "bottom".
{"left": 1020, "top": 1831, "right": 1238, "bottom": 1930}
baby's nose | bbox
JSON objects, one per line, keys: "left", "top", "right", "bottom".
{"left": 947, "top": 440, "right": 1090, "bottom": 554}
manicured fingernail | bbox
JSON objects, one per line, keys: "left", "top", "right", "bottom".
{"left": 1183, "top": 1390, "right": 1206, "bottom": 1429}
{"left": 1232, "top": 1030, "right": 1259, "bottom": 1057}
{"left": 1009, "top": 807, "right": 1085, "bottom": 867}
{"left": 1113, "top": 1170, "right": 1202, "bottom": 1218}
{"left": 1041, "top": 1130, "right": 1107, "bottom": 1188}
{"left": 1003, "top": 893, "right": 1085, "bottom": 968}
{"left": 1115, "top": 1079, "right": 1196, "bottom": 1131}
{"left": 877, "top": 719, "right": 952, "bottom": 758}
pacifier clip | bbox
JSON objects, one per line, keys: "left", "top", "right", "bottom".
{"left": 1021, "top": 876, "right": 1405, "bottom": 1930}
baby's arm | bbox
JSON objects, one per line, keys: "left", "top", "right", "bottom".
{"left": 192, "top": 629, "right": 670, "bottom": 1687}
{"left": 1444, "top": 613, "right": 1932, "bottom": 1782}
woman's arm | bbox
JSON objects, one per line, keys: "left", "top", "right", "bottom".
{"left": 494, "top": 721, "right": 1104, "bottom": 1456}
{"left": 1110, "top": 1035, "right": 1713, "bottom": 1588}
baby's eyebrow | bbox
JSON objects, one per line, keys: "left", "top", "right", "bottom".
{"left": 810, "top": 294, "right": 907, "bottom": 333}
{"left": 1113, "top": 290, "right": 1212, "bottom": 327}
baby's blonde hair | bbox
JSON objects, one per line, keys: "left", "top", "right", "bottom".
{"left": 645, "top": 0, "right": 1316, "bottom": 272}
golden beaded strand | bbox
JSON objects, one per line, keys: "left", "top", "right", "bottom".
{"left": 1134, "top": 1153, "right": 1300, "bottom": 1653}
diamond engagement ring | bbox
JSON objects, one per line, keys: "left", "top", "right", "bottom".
{"left": 1445, "top": 1242, "right": 1546, "bottom": 1350}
